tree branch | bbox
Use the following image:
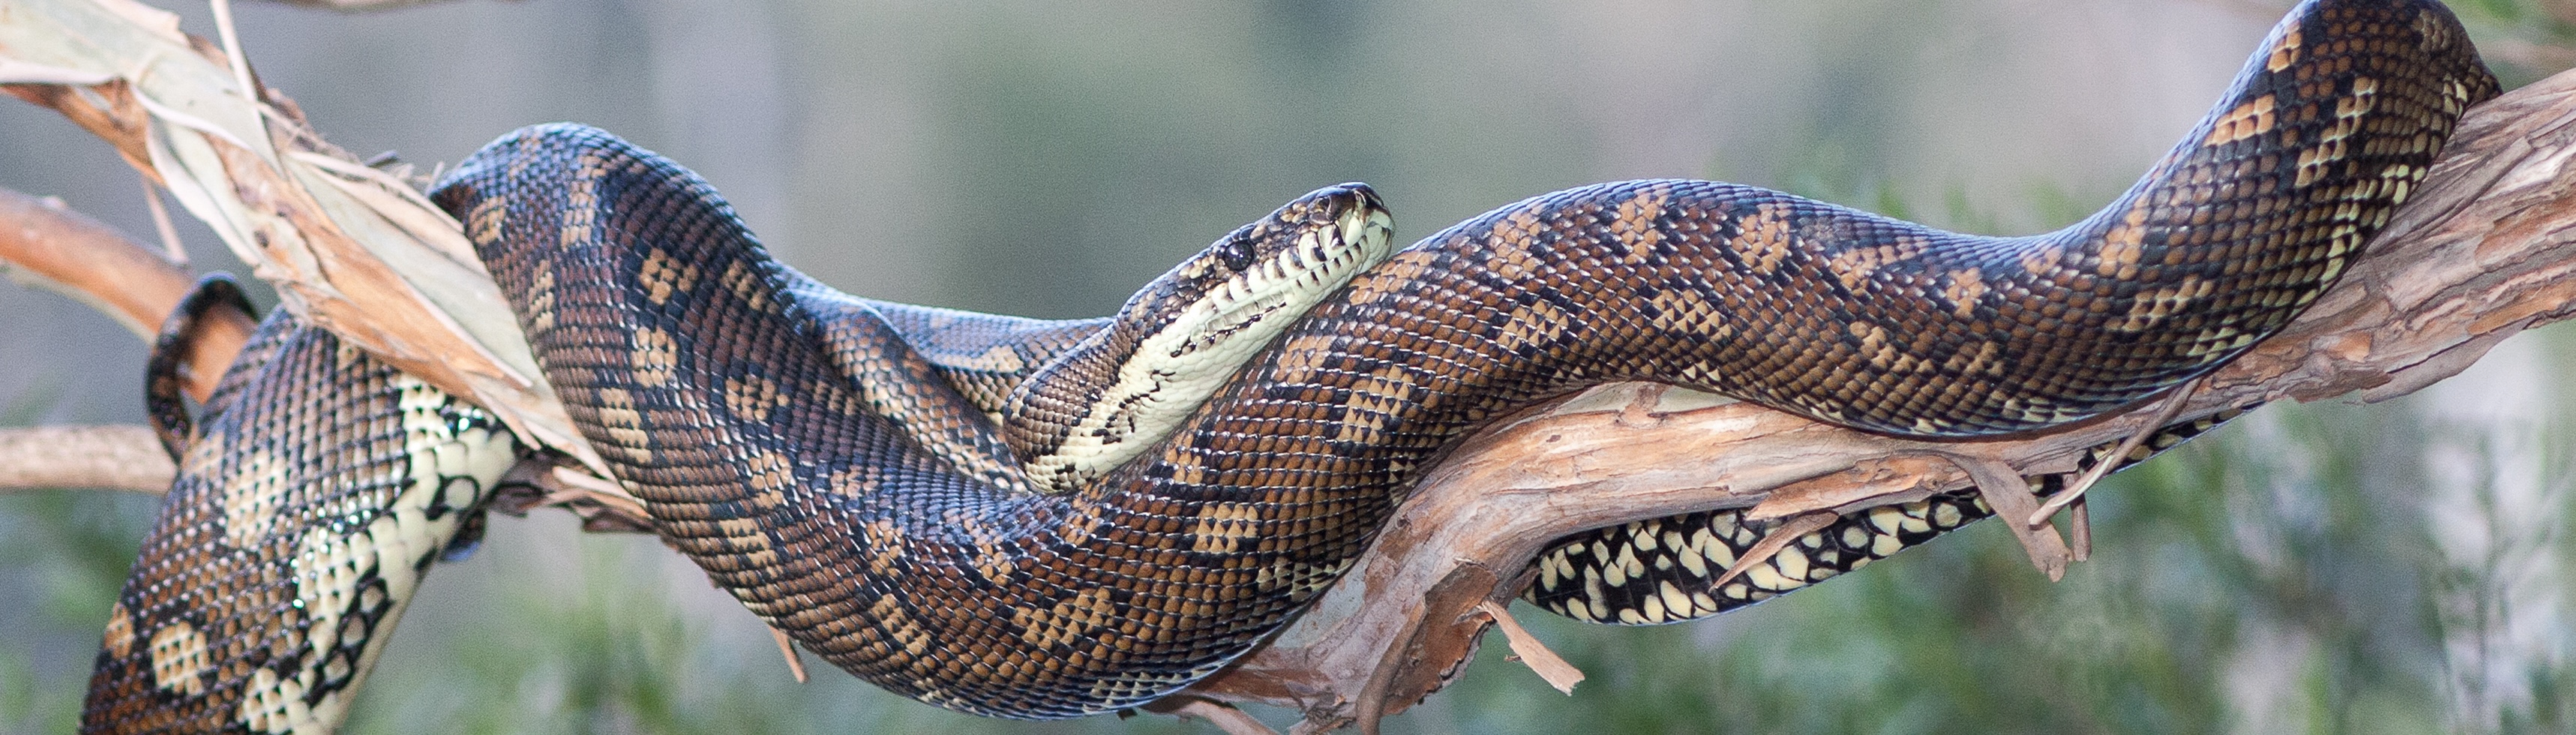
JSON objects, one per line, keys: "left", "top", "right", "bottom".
{"left": 0, "top": 186, "right": 250, "bottom": 401}
{"left": 1174, "top": 68, "right": 2576, "bottom": 732}
{"left": 0, "top": 426, "right": 171, "bottom": 493}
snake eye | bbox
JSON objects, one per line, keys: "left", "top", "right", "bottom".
{"left": 1218, "top": 236, "right": 1258, "bottom": 272}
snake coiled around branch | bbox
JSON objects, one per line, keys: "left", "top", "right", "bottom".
{"left": 81, "top": 0, "right": 2497, "bottom": 729}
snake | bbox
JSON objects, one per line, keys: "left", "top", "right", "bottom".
{"left": 76, "top": 0, "right": 2496, "bottom": 729}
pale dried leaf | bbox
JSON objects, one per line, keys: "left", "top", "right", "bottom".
{"left": 0, "top": 0, "right": 615, "bottom": 479}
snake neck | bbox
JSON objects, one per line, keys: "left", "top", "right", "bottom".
{"left": 999, "top": 185, "right": 1396, "bottom": 495}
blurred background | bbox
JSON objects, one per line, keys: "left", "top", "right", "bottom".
{"left": 4, "top": 0, "right": 2576, "bottom": 732}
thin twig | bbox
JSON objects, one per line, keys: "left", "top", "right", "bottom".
{"left": 1140, "top": 696, "right": 1282, "bottom": 735}
{"left": 1709, "top": 511, "right": 1840, "bottom": 590}
{"left": 206, "top": 0, "right": 256, "bottom": 102}
{"left": 2026, "top": 379, "right": 2201, "bottom": 526}
{"left": 2068, "top": 500, "right": 2092, "bottom": 562}
{"left": 136, "top": 172, "right": 184, "bottom": 265}
{"left": 1474, "top": 600, "right": 1583, "bottom": 694}
{"left": 541, "top": 466, "right": 653, "bottom": 525}
{"left": 767, "top": 626, "right": 809, "bottom": 683}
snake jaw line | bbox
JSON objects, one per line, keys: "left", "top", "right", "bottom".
{"left": 1007, "top": 183, "right": 1396, "bottom": 494}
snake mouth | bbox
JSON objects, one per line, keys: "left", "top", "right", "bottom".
{"left": 1128, "top": 182, "right": 1397, "bottom": 364}
{"left": 1193, "top": 184, "right": 1395, "bottom": 344}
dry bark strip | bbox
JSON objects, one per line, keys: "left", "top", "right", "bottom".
{"left": 0, "top": 0, "right": 631, "bottom": 508}
{"left": 0, "top": 0, "right": 616, "bottom": 478}
{"left": 4, "top": 4, "right": 2576, "bottom": 732}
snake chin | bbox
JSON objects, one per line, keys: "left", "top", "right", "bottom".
{"left": 1004, "top": 182, "right": 1396, "bottom": 493}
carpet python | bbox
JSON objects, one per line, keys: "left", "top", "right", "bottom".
{"left": 81, "top": 0, "right": 2496, "bottom": 729}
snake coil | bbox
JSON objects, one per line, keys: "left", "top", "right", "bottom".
{"left": 82, "top": 0, "right": 2496, "bottom": 729}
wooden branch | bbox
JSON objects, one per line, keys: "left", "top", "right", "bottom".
{"left": 0, "top": 426, "right": 172, "bottom": 493}
{"left": 1174, "top": 69, "right": 2576, "bottom": 732}
{"left": 0, "top": 186, "right": 250, "bottom": 401}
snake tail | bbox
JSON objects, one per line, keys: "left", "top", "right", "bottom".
{"left": 142, "top": 274, "right": 256, "bottom": 460}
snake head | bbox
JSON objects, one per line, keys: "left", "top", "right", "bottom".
{"left": 1160, "top": 182, "right": 1395, "bottom": 329}
{"left": 1003, "top": 183, "right": 1396, "bottom": 494}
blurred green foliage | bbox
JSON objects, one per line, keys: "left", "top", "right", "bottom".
{"left": 6, "top": 0, "right": 2576, "bottom": 733}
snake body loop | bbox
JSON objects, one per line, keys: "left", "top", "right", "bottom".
{"left": 82, "top": 0, "right": 2496, "bottom": 728}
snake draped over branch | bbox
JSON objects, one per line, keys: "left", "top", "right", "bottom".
{"left": 78, "top": 0, "right": 2497, "bottom": 730}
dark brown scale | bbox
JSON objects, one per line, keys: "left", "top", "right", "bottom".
{"left": 85, "top": 316, "right": 509, "bottom": 734}
{"left": 418, "top": 0, "right": 2493, "bottom": 719}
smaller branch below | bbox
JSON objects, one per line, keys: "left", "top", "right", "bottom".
{"left": 0, "top": 425, "right": 171, "bottom": 493}
{"left": 0, "top": 186, "right": 250, "bottom": 402}
{"left": 766, "top": 626, "right": 810, "bottom": 684}
{"left": 1473, "top": 600, "right": 1584, "bottom": 694}
{"left": 1139, "top": 696, "right": 1282, "bottom": 735}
